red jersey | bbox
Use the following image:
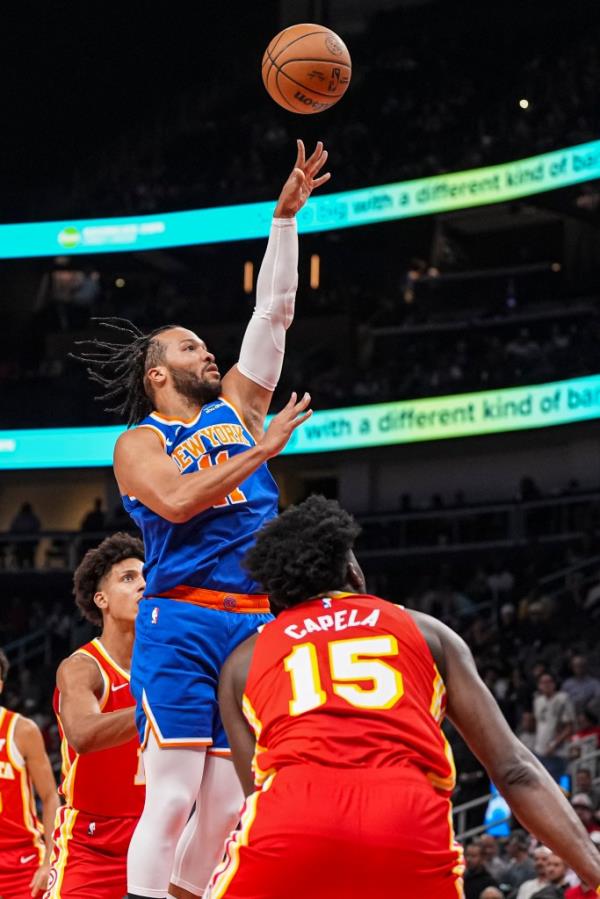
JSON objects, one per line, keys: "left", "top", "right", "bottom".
{"left": 244, "top": 593, "right": 456, "bottom": 793}
{"left": 54, "top": 638, "right": 144, "bottom": 818}
{"left": 0, "top": 707, "right": 44, "bottom": 855}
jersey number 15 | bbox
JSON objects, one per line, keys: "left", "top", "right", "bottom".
{"left": 283, "top": 635, "right": 404, "bottom": 716}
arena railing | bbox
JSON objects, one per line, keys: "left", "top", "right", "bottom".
{"left": 453, "top": 746, "right": 600, "bottom": 841}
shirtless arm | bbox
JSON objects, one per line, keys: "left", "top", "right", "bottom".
{"left": 14, "top": 717, "right": 60, "bottom": 895}
{"left": 218, "top": 634, "right": 259, "bottom": 796}
{"left": 416, "top": 612, "right": 600, "bottom": 889}
{"left": 56, "top": 654, "right": 137, "bottom": 754}
{"left": 114, "top": 392, "right": 312, "bottom": 523}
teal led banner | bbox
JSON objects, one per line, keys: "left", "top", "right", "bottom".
{"left": 1, "top": 140, "right": 599, "bottom": 258}
{"left": 1, "top": 374, "right": 600, "bottom": 469}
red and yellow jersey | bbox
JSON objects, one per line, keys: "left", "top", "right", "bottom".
{"left": 54, "top": 638, "right": 145, "bottom": 818}
{"left": 0, "top": 707, "right": 44, "bottom": 856}
{"left": 244, "top": 593, "right": 456, "bottom": 794}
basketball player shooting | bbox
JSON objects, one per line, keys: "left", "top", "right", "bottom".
{"left": 210, "top": 496, "right": 600, "bottom": 899}
{"left": 74, "top": 140, "right": 330, "bottom": 899}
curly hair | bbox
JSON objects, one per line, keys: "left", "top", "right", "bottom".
{"left": 244, "top": 495, "right": 361, "bottom": 611}
{"left": 0, "top": 648, "right": 9, "bottom": 684}
{"left": 73, "top": 532, "right": 145, "bottom": 626}
{"left": 71, "top": 318, "right": 179, "bottom": 426}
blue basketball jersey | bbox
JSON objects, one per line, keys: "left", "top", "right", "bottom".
{"left": 122, "top": 396, "right": 279, "bottom": 596}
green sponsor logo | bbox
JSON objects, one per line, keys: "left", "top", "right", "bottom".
{"left": 57, "top": 226, "right": 82, "bottom": 249}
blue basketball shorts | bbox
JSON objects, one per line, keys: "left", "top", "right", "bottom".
{"left": 131, "top": 596, "right": 272, "bottom": 751}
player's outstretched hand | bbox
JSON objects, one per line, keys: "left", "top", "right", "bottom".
{"left": 259, "top": 392, "right": 312, "bottom": 458}
{"left": 30, "top": 863, "right": 50, "bottom": 897}
{"left": 274, "top": 140, "right": 330, "bottom": 218}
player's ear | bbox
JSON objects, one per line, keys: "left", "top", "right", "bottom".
{"left": 346, "top": 552, "right": 366, "bottom": 594}
{"left": 145, "top": 365, "right": 167, "bottom": 388}
{"left": 93, "top": 591, "right": 108, "bottom": 614}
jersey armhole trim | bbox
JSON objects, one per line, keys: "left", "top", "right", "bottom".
{"left": 6, "top": 713, "right": 25, "bottom": 769}
{"left": 72, "top": 649, "right": 111, "bottom": 710}
{"left": 220, "top": 394, "right": 255, "bottom": 445}
{"left": 137, "top": 423, "right": 167, "bottom": 449}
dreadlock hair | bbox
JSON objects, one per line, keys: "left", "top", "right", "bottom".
{"left": 73, "top": 532, "right": 145, "bottom": 626}
{"left": 244, "top": 495, "right": 361, "bottom": 612}
{"left": 0, "top": 648, "right": 9, "bottom": 685}
{"left": 71, "top": 318, "right": 181, "bottom": 426}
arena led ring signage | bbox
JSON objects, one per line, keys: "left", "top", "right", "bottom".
{"left": 0, "top": 140, "right": 599, "bottom": 258}
{"left": 1, "top": 374, "right": 599, "bottom": 469}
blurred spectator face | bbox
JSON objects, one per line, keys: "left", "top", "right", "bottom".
{"left": 575, "top": 769, "right": 593, "bottom": 792}
{"left": 480, "top": 889, "right": 503, "bottom": 899}
{"left": 533, "top": 846, "right": 550, "bottom": 877}
{"left": 465, "top": 843, "right": 484, "bottom": 871}
{"left": 520, "top": 711, "right": 536, "bottom": 733}
{"left": 500, "top": 603, "right": 515, "bottom": 625}
{"left": 480, "top": 834, "right": 498, "bottom": 861}
{"left": 545, "top": 854, "right": 567, "bottom": 884}
{"left": 571, "top": 655, "right": 588, "bottom": 677}
{"left": 572, "top": 794, "right": 594, "bottom": 825}
{"left": 537, "top": 673, "right": 556, "bottom": 697}
{"left": 507, "top": 831, "right": 529, "bottom": 858}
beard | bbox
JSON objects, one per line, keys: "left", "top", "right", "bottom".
{"left": 169, "top": 366, "right": 221, "bottom": 406}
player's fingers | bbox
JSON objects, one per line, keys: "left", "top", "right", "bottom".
{"left": 285, "top": 391, "right": 298, "bottom": 408}
{"left": 312, "top": 172, "right": 331, "bottom": 188}
{"left": 292, "top": 392, "right": 311, "bottom": 414}
{"left": 295, "top": 139, "right": 305, "bottom": 170}
{"left": 291, "top": 409, "right": 313, "bottom": 429}
{"left": 309, "top": 148, "right": 328, "bottom": 175}
{"left": 306, "top": 141, "right": 324, "bottom": 170}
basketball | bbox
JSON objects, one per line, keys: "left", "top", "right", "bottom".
{"left": 262, "top": 23, "right": 352, "bottom": 115}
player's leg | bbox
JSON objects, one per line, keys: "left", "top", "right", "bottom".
{"left": 128, "top": 599, "right": 227, "bottom": 898}
{"left": 127, "top": 732, "right": 207, "bottom": 899}
{"left": 168, "top": 754, "right": 245, "bottom": 898}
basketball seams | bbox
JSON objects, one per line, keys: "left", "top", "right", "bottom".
{"left": 274, "top": 67, "right": 303, "bottom": 113}
{"left": 270, "top": 30, "right": 334, "bottom": 65}
{"left": 262, "top": 29, "right": 286, "bottom": 69}
{"left": 276, "top": 64, "right": 349, "bottom": 99}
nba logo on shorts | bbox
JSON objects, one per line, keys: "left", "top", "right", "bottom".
{"left": 87, "top": 821, "right": 96, "bottom": 836}
{"left": 151, "top": 606, "right": 159, "bottom": 625}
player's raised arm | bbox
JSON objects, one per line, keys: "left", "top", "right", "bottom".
{"left": 114, "top": 390, "right": 312, "bottom": 523}
{"left": 56, "top": 653, "right": 137, "bottom": 753}
{"left": 434, "top": 617, "right": 600, "bottom": 889}
{"left": 221, "top": 140, "right": 330, "bottom": 438}
{"left": 14, "top": 717, "right": 60, "bottom": 896}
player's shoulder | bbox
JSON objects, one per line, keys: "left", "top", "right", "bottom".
{"left": 13, "top": 712, "right": 44, "bottom": 755}
{"left": 57, "top": 649, "right": 105, "bottom": 691}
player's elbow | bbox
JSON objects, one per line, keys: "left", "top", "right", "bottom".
{"left": 66, "top": 728, "right": 94, "bottom": 755}
{"left": 492, "top": 748, "right": 542, "bottom": 792}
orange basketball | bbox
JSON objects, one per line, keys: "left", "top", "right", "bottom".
{"left": 262, "top": 23, "right": 351, "bottom": 115}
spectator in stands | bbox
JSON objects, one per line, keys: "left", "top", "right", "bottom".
{"left": 81, "top": 497, "right": 106, "bottom": 532}
{"left": 571, "top": 769, "right": 600, "bottom": 811}
{"left": 503, "top": 830, "right": 537, "bottom": 892}
{"left": 517, "top": 710, "right": 538, "bottom": 752}
{"left": 535, "top": 854, "right": 571, "bottom": 896}
{"left": 517, "top": 846, "right": 551, "bottom": 899}
{"left": 533, "top": 672, "right": 576, "bottom": 780}
{"left": 79, "top": 497, "right": 107, "bottom": 559}
{"left": 480, "top": 833, "right": 508, "bottom": 882}
{"left": 9, "top": 501, "right": 41, "bottom": 568}
{"left": 464, "top": 841, "right": 499, "bottom": 899}
{"left": 571, "top": 794, "right": 600, "bottom": 834}
{"left": 571, "top": 710, "right": 600, "bottom": 751}
{"left": 562, "top": 656, "right": 600, "bottom": 716}
{"left": 565, "top": 879, "right": 599, "bottom": 898}
{"left": 480, "top": 888, "right": 504, "bottom": 899}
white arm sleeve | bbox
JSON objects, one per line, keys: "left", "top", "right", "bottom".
{"left": 237, "top": 216, "right": 298, "bottom": 391}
